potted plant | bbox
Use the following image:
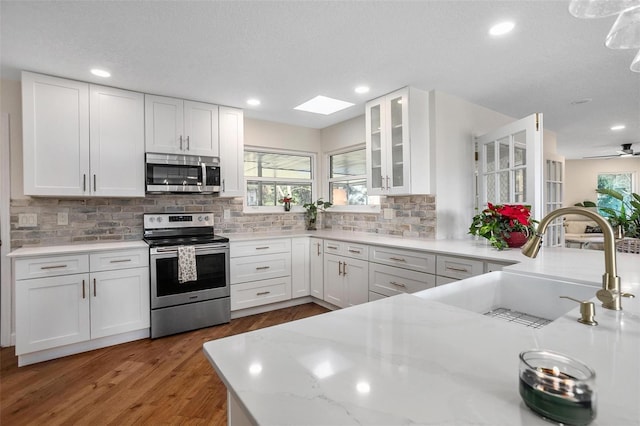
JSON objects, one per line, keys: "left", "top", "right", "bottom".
{"left": 279, "top": 194, "right": 292, "bottom": 211}
{"left": 469, "top": 203, "right": 537, "bottom": 250}
{"left": 302, "top": 199, "right": 332, "bottom": 230}
{"left": 593, "top": 188, "right": 640, "bottom": 239}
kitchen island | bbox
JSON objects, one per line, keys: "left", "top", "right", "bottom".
{"left": 203, "top": 242, "right": 640, "bottom": 425}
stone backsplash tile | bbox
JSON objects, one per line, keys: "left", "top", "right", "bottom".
{"left": 9, "top": 194, "right": 436, "bottom": 248}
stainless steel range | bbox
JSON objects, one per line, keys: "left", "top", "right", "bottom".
{"left": 143, "top": 213, "right": 230, "bottom": 338}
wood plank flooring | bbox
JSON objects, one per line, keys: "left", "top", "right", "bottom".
{"left": 0, "top": 303, "right": 329, "bottom": 425}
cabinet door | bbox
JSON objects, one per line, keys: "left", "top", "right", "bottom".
{"left": 22, "top": 72, "right": 89, "bottom": 196}
{"left": 15, "top": 274, "right": 90, "bottom": 355}
{"left": 90, "top": 85, "right": 145, "bottom": 197}
{"left": 184, "top": 100, "right": 219, "bottom": 157}
{"left": 365, "top": 96, "right": 386, "bottom": 194}
{"left": 323, "top": 254, "right": 344, "bottom": 308}
{"left": 310, "top": 238, "right": 324, "bottom": 298}
{"left": 218, "top": 106, "right": 244, "bottom": 197}
{"left": 90, "top": 268, "right": 150, "bottom": 339}
{"left": 343, "top": 257, "right": 369, "bottom": 307}
{"left": 144, "top": 94, "right": 184, "bottom": 154}
{"left": 291, "top": 237, "right": 310, "bottom": 298}
{"left": 385, "top": 88, "right": 411, "bottom": 195}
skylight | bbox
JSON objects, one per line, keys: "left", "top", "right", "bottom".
{"left": 294, "top": 95, "right": 354, "bottom": 115}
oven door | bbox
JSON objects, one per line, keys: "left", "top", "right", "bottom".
{"left": 150, "top": 244, "right": 229, "bottom": 309}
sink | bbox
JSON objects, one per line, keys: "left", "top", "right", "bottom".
{"left": 414, "top": 271, "right": 598, "bottom": 322}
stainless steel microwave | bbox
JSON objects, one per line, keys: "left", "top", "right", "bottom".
{"left": 146, "top": 153, "right": 220, "bottom": 194}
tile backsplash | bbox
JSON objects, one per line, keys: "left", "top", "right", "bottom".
{"left": 9, "top": 195, "right": 436, "bottom": 248}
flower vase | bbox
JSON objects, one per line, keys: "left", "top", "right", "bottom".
{"left": 284, "top": 201, "right": 291, "bottom": 212}
{"left": 504, "top": 231, "right": 529, "bottom": 248}
{"left": 305, "top": 214, "right": 317, "bottom": 230}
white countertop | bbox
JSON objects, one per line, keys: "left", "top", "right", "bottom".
{"left": 7, "top": 240, "right": 149, "bottom": 257}
{"left": 204, "top": 285, "right": 640, "bottom": 425}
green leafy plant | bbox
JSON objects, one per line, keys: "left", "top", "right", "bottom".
{"left": 302, "top": 199, "right": 332, "bottom": 230}
{"left": 469, "top": 203, "right": 537, "bottom": 250}
{"left": 595, "top": 188, "right": 640, "bottom": 238}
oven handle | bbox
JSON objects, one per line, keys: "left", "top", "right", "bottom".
{"left": 152, "top": 244, "right": 229, "bottom": 254}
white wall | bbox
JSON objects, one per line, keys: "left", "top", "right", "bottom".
{"left": 565, "top": 157, "right": 640, "bottom": 206}
{"left": 245, "top": 117, "right": 321, "bottom": 152}
{"left": 320, "top": 115, "right": 364, "bottom": 153}
{"left": 431, "top": 91, "right": 515, "bottom": 239}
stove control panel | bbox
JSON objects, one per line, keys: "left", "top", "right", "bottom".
{"left": 143, "top": 213, "right": 214, "bottom": 229}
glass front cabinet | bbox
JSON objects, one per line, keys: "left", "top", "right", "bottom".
{"left": 365, "top": 87, "right": 431, "bottom": 196}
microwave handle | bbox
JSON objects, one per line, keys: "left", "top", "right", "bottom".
{"left": 186, "top": 136, "right": 190, "bottom": 151}
{"left": 179, "top": 135, "right": 183, "bottom": 150}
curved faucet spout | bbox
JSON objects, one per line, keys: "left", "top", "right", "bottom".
{"left": 521, "top": 206, "right": 625, "bottom": 310}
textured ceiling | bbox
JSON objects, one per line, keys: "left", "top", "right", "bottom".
{"left": 1, "top": 0, "right": 639, "bottom": 159}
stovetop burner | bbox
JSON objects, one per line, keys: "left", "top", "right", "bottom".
{"left": 142, "top": 212, "right": 228, "bottom": 247}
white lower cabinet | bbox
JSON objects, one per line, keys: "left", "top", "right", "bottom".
{"left": 309, "top": 238, "right": 324, "bottom": 299}
{"left": 436, "top": 255, "right": 484, "bottom": 282}
{"left": 291, "top": 237, "right": 310, "bottom": 298}
{"left": 14, "top": 247, "right": 150, "bottom": 364}
{"left": 369, "top": 263, "right": 435, "bottom": 297}
{"left": 230, "top": 276, "right": 292, "bottom": 311}
{"left": 323, "top": 253, "right": 368, "bottom": 308}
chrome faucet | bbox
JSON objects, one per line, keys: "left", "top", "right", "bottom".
{"left": 521, "top": 206, "right": 634, "bottom": 311}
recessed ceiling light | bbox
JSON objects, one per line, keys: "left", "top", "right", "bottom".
{"left": 611, "top": 124, "right": 626, "bottom": 131}
{"left": 90, "top": 68, "right": 111, "bottom": 78}
{"left": 247, "top": 98, "right": 261, "bottom": 106}
{"left": 355, "top": 86, "right": 370, "bottom": 94}
{"left": 294, "top": 95, "right": 354, "bottom": 115}
{"left": 489, "top": 21, "right": 515, "bottom": 36}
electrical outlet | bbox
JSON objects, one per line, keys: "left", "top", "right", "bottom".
{"left": 223, "top": 209, "right": 231, "bottom": 220}
{"left": 18, "top": 213, "right": 38, "bottom": 227}
{"left": 57, "top": 212, "right": 69, "bottom": 225}
{"left": 383, "top": 208, "right": 395, "bottom": 220}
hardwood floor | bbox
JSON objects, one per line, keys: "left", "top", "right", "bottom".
{"left": 0, "top": 303, "right": 329, "bottom": 425}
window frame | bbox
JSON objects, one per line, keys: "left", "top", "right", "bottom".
{"left": 243, "top": 146, "right": 318, "bottom": 214}
{"left": 324, "top": 144, "right": 381, "bottom": 213}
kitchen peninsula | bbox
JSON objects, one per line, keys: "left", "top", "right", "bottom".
{"left": 204, "top": 235, "right": 640, "bottom": 425}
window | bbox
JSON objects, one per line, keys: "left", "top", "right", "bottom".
{"left": 597, "top": 172, "right": 634, "bottom": 214}
{"left": 328, "top": 147, "right": 379, "bottom": 207}
{"left": 244, "top": 149, "right": 314, "bottom": 209}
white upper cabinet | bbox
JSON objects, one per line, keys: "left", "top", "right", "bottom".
{"left": 89, "top": 85, "right": 145, "bottom": 197}
{"left": 365, "top": 87, "right": 431, "bottom": 196}
{"left": 145, "top": 94, "right": 219, "bottom": 157}
{"left": 218, "top": 106, "right": 244, "bottom": 197}
{"left": 22, "top": 72, "right": 144, "bottom": 197}
{"left": 22, "top": 72, "right": 90, "bottom": 196}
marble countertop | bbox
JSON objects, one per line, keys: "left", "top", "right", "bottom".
{"left": 204, "top": 284, "right": 640, "bottom": 425}
{"left": 7, "top": 240, "right": 149, "bottom": 258}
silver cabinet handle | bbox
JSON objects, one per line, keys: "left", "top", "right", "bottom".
{"left": 109, "top": 259, "right": 131, "bottom": 263}
{"left": 327, "top": 245, "right": 338, "bottom": 250}
{"left": 222, "top": 179, "right": 225, "bottom": 192}
{"left": 93, "top": 278, "right": 97, "bottom": 297}
{"left": 386, "top": 175, "right": 390, "bottom": 190}
{"left": 256, "top": 266, "right": 270, "bottom": 270}
{"left": 343, "top": 262, "right": 347, "bottom": 275}
{"left": 390, "top": 281, "right": 407, "bottom": 288}
{"left": 186, "top": 136, "right": 190, "bottom": 150}
{"left": 256, "top": 291, "right": 271, "bottom": 296}
{"left": 255, "top": 246, "right": 270, "bottom": 250}
{"left": 446, "top": 266, "right": 469, "bottom": 273}
{"left": 82, "top": 279, "right": 86, "bottom": 299}
{"left": 93, "top": 174, "right": 96, "bottom": 192}
{"left": 40, "top": 264, "right": 68, "bottom": 270}
{"left": 179, "top": 135, "right": 183, "bottom": 150}
{"left": 317, "top": 243, "right": 321, "bottom": 256}
{"left": 389, "top": 257, "right": 406, "bottom": 262}
{"left": 83, "top": 174, "right": 86, "bottom": 192}
{"left": 338, "top": 261, "right": 343, "bottom": 275}
{"left": 348, "top": 249, "right": 361, "bottom": 254}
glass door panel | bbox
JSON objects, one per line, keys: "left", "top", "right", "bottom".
{"left": 499, "top": 137, "right": 510, "bottom": 170}
{"left": 369, "top": 104, "right": 383, "bottom": 190}
{"left": 390, "top": 96, "right": 404, "bottom": 189}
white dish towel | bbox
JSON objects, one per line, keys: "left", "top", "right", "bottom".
{"left": 178, "top": 246, "right": 197, "bottom": 283}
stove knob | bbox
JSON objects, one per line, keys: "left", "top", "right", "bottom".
{"left": 157, "top": 217, "right": 163, "bottom": 223}
{"left": 198, "top": 216, "right": 203, "bottom": 222}
{"left": 204, "top": 215, "right": 210, "bottom": 221}
{"left": 149, "top": 217, "right": 155, "bottom": 223}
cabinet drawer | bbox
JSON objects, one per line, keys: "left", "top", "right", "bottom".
{"left": 230, "top": 253, "right": 291, "bottom": 284}
{"left": 15, "top": 254, "right": 89, "bottom": 280}
{"left": 90, "top": 248, "right": 149, "bottom": 272}
{"left": 436, "top": 275, "right": 458, "bottom": 286}
{"left": 369, "top": 263, "right": 435, "bottom": 297}
{"left": 323, "top": 240, "right": 368, "bottom": 260}
{"left": 368, "top": 291, "right": 387, "bottom": 302}
{"left": 436, "top": 255, "right": 484, "bottom": 280}
{"left": 230, "top": 276, "right": 292, "bottom": 311}
{"left": 231, "top": 239, "right": 291, "bottom": 257}
{"left": 369, "top": 246, "right": 435, "bottom": 274}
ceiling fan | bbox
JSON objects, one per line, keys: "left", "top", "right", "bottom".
{"left": 584, "top": 143, "right": 640, "bottom": 159}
